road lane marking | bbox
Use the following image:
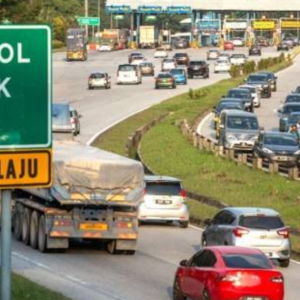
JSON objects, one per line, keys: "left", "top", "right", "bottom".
{"left": 197, "top": 112, "right": 213, "bottom": 136}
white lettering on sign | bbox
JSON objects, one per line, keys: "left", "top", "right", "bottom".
{"left": 0, "top": 78, "right": 11, "bottom": 98}
{"left": 0, "top": 43, "right": 31, "bottom": 64}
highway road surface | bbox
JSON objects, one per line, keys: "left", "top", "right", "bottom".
{"left": 2, "top": 46, "right": 299, "bottom": 300}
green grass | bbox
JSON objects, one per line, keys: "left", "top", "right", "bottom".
{"left": 0, "top": 273, "right": 72, "bottom": 300}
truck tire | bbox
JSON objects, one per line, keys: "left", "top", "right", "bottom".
{"left": 14, "top": 203, "right": 23, "bottom": 241}
{"left": 38, "top": 215, "right": 48, "bottom": 253}
{"left": 22, "top": 207, "right": 31, "bottom": 245}
{"left": 30, "top": 211, "right": 40, "bottom": 249}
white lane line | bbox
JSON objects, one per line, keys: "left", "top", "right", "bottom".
{"left": 188, "top": 224, "right": 203, "bottom": 232}
{"left": 65, "top": 275, "right": 88, "bottom": 286}
{"left": 87, "top": 105, "right": 152, "bottom": 146}
{"left": 197, "top": 112, "right": 213, "bottom": 136}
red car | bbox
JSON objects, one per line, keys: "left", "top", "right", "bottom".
{"left": 173, "top": 246, "right": 284, "bottom": 300}
{"left": 224, "top": 41, "right": 234, "bottom": 50}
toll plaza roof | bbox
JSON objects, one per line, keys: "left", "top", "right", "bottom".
{"left": 106, "top": 0, "right": 300, "bottom": 11}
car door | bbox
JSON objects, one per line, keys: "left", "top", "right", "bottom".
{"left": 213, "top": 210, "right": 236, "bottom": 245}
{"left": 205, "top": 211, "right": 227, "bottom": 245}
{"left": 189, "top": 250, "right": 217, "bottom": 300}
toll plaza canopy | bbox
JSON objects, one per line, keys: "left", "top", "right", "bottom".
{"left": 106, "top": 0, "right": 300, "bottom": 11}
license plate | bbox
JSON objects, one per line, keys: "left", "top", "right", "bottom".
{"left": 243, "top": 298, "right": 264, "bottom": 300}
{"left": 156, "top": 199, "right": 172, "bottom": 205}
{"left": 80, "top": 223, "right": 108, "bottom": 230}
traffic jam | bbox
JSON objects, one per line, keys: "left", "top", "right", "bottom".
{"left": 1, "top": 2, "right": 300, "bottom": 300}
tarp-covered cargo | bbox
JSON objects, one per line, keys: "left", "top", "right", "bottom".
{"left": 24, "top": 141, "right": 144, "bottom": 205}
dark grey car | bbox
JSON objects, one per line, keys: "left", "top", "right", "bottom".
{"left": 226, "top": 88, "right": 254, "bottom": 112}
{"left": 201, "top": 207, "right": 291, "bottom": 267}
{"left": 257, "top": 72, "right": 277, "bottom": 92}
{"left": 253, "top": 131, "right": 300, "bottom": 166}
{"left": 245, "top": 74, "right": 272, "bottom": 98}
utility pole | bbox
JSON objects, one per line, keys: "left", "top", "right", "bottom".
{"left": 84, "top": 0, "right": 88, "bottom": 38}
{"left": 98, "top": 0, "right": 101, "bottom": 37}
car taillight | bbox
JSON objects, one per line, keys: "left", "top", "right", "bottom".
{"left": 233, "top": 227, "right": 249, "bottom": 237}
{"left": 143, "top": 188, "right": 147, "bottom": 195}
{"left": 270, "top": 276, "right": 284, "bottom": 283}
{"left": 116, "top": 221, "right": 132, "bottom": 229}
{"left": 181, "top": 189, "right": 187, "bottom": 199}
{"left": 277, "top": 227, "right": 289, "bottom": 239}
{"left": 218, "top": 274, "right": 240, "bottom": 283}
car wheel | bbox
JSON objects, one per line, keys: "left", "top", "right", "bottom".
{"left": 173, "top": 277, "right": 186, "bottom": 300}
{"left": 268, "top": 91, "right": 272, "bottom": 98}
{"left": 180, "top": 221, "right": 188, "bottom": 228}
{"left": 279, "top": 259, "right": 290, "bottom": 268}
{"left": 201, "top": 289, "right": 211, "bottom": 300}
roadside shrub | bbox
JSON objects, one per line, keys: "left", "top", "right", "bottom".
{"left": 279, "top": 52, "right": 285, "bottom": 63}
{"left": 229, "top": 65, "right": 241, "bottom": 78}
{"left": 52, "top": 40, "right": 65, "bottom": 49}
{"left": 188, "top": 88, "right": 195, "bottom": 99}
{"left": 287, "top": 54, "right": 292, "bottom": 62}
{"left": 243, "top": 60, "right": 256, "bottom": 75}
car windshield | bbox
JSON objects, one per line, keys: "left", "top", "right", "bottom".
{"left": 175, "top": 54, "right": 187, "bottom": 58}
{"left": 141, "top": 63, "right": 152, "bottom": 67}
{"left": 260, "top": 73, "right": 273, "bottom": 79}
{"left": 145, "top": 182, "right": 181, "bottom": 196}
{"left": 228, "top": 90, "right": 250, "bottom": 99}
{"left": 247, "top": 75, "right": 267, "bottom": 82}
{"left": 222, "top": 253, "right": 272, "bottom": 269}
{"left": 217, "top": 60, "right": 229, "bottom": 64}
{"left": 239, "top": 215, "right": 285, "bottom": 229}
{"left": 119, "top": 65, "right": 135, "bottom": 71}
{"left": 90, "top": 73, "right": 105, "bottom": 79}
{"left": 283, "top": 105, "right": 300, "bottom": 114}
{"left": 289, "top": 114, "right": 300, "bottom": 123}
{"left": 263, "top": 135, "right": 298, "bottom": 146}
{"left": 190, "top": 61, "right": 205, "bottom": 65}
{"left": 217, "top": 103, "right": 242, "bottom": 112}
{"left": 158, "top": 74, "right": 172, "bottom": 79}
{"left": 227, "top": 116, "right": 259, "bottom": 130}
{"left": 286, "top": 95, "right": 300, "bottom": 103}
{"left": 170, "top": 69, "right": 184, "bottom": 75}
{"left": 231, "top": 54, "right": 245, "bottom": 58}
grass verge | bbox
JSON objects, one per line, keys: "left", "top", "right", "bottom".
{"left": 0, "top": 273, "right": 72, "bottom": 300}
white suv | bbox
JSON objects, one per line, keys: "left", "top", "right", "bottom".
{"left": 117, "top": 64, "right": 142, "bottom": 85}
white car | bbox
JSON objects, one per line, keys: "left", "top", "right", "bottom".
{"left": 88, "top": 72, "right": 111, "bottom": 89}
{"left": 161, "top": 58, "right": 177, "bottom": 71}
{"left": 214, "top": 59, "right": 231, "bottom": 73}
{"left": 99, "top": 43, "right": 112, "bottom": 52}
{"left": 239, "top": 84, "right": 261, "bottom": 107}
{"left": 131, "top": 56, "right": 145, "bottom": 65}
{"left": 117, "top": 64, "right": 142, "bottom": 85}
{"left": 154, "top": 48, "right": 168, "bottom": 58}
{"left": 230, "top": 54, "right": 247, "bottom": 66}
{"left": 207, "top": 49, "right": 220, "bottom": 60}
{"left": 230, "top": 37, "right": 244, "bottom": 47}
{"left": 218, "top": 53, "right": 231, "bottom": 61}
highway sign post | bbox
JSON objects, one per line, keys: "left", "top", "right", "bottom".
{"left": 77, "top": 16, "right": 100, "bottom": 26}
{"left": 0, "top": 25, "right": 52, "bottom": 300}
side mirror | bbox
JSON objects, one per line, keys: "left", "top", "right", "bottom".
{"left": 204, "top": 218, "right": 212, "bottom": 226}
{"left": 179, "top": 259, "right": 188, "bottom": 267}
{"left": 78, "top": 114, "right": 82, "bottom": 118}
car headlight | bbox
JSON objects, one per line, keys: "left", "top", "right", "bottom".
{"left": 226, "top": 134, "right": 237, "bottom": 141}
{"left": 262, "top": 147, "right": 274, "bottom": 154}
{"left": 250, "top": 135, "right": 258, "bottom": 141}
{"left": 294, "top": 150, "right": 300, "bottom": 155}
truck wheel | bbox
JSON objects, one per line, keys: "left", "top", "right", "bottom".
{"left": 22, "top": 207, "right": 31, "bottom": 245}
{"left": 38, "top": 215, "right": 48, "bottom": 253}
{"left": 30, "top": 211, "right": 40, "bottom": 249}
{"left": 106, "top": 240, "right": 118, "bottom": 254}
{"left": 14, "top": 203, "right": 23, "bottom": 241}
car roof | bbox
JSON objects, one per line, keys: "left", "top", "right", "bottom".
{"left": 144, "top": 175, "right": 182, "bottom": 183}
{"left": 207, "top": 246, "right": 264, "bottom": 255}
{"left": 284, "top": 102, "right": 300, "bottom": 107}
{"left": 261, "top": 131, "right": 295, "bottom": 138}
{"left": 221, "top": 97, "right": 245, "bottom": 102}
{"left": 221, "top": 110, "right": 256, "bottom": 117}
{"left": 229, "top": 88, "right": 250, "bottom": 92}
{"left": 224, "top": 207, "right": 279, "bottom": 217}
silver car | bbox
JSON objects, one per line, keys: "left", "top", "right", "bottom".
{"left": 138, "top": 175, "right": 189, "bottom": 228}
{"left": 201, "top": 207, "right": 291, "bottom": 267}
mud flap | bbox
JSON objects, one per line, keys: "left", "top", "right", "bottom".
{"left": 116, "top": 239, "right": 137, "bottom": 251}
{"left": 47, "top": 236, "right": 69, "bottom": 249}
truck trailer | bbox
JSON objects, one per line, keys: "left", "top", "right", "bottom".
{"left": 66, "top": 28, "right": 87, "bottom": 61}
{"left": 139, "top": 26, "right": 158, "bottom": 49}
{"left": 12, "top": 140, "right": 144, "bottom": 254}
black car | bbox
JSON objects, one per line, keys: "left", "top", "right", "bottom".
{"left": 285, "top": 94, "right": 300, "bottom": 104}
{"left": 257, "top": 71, "right": 277, "bottom": 92}
{"left": 187, "top": 60, "right": 209, "bottom": 79}
{"left": 245, "top": 74, "right": 272, "bottom": 98}
{"left": 249, "top": 45, "right": 261, "bottom": 56}
{"left": 173, "top": 53, "right": 190, "bottom": 66}
{"left": 253, "top": 131, "right": 299, "bottom": 167}
{"left": 277, "top": 42, "right": 289, "bottom": 51}
{"left": 226, "top": 88, "right": 254, "bottom": 112}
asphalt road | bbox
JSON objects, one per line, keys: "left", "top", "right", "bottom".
{"left": 2, "top": 46, "right": 299, "bottom": 300}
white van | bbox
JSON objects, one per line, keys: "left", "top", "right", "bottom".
{"left": 117, "top": 64, "right": 142, "bottom": 85}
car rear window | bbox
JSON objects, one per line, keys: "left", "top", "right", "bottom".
{"left": 145, "top": 182, "right": 181, "bottom": 196}
{"left": 239, "top": 215, "right": 285, "bottom": 229}
{"left": 222, "top": 253, "right": 272, "bottom": 269}
{"left": 170, "top": 69, "right": 184, "bottom": 75}
{"left": 158, "top": 74, "right": 172, "bottom": 78}
{"left": 190, "top": 61, "right": 205, "bottom": 65}
{"left": 90, "top": 73, "right": 105, "bottom": 79}
{"left": 119, "top": 65, "right": 136, "bottom": 71}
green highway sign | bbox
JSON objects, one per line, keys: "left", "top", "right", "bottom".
{"left": 0, "top": 25, "right": 52, "bottom": 149}
{"left": 77, "top": 17, "right": 100, "bottom": 26}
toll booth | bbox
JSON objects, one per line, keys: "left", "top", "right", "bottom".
{"left": 197, "top": 19, "right": 221, "bottom": 46}
{"left": 280, "top": 18, "right": 300, "bottom": 42}
{"left": 251, "top": 19, "right": 278, "bottom": 45}
{"left": 223, "top": 19, "right": 249, "bottom": 43}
